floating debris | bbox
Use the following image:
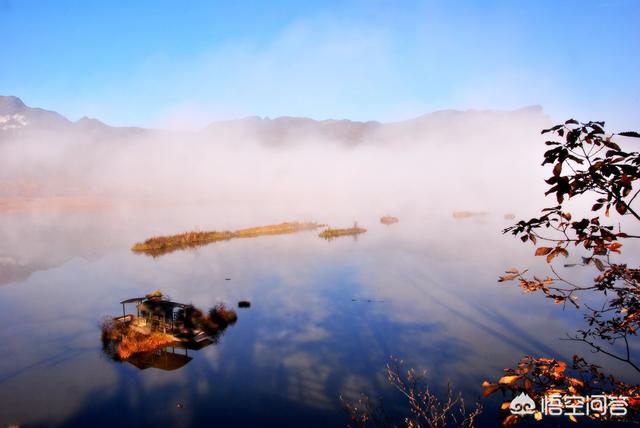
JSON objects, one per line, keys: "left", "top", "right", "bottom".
{"left": 319, "top": 223, "right": 367, "bottom": 240}
{"left": 238, "top": 300, "right": 251, "bottom": 308}
{"left": 132, "top": 221, "right": 322, "bottom": 256}
{"left": 380, "top": 215, "right": 399, "bottom": 225}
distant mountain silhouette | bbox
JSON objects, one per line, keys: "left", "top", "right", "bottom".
{"left": 0, "top": 96, "right": 146, "bottom": 139}
{"left": 203, "top": 115, "right": 382, "bottom": 146}
{"left": 201, "top": 105, "right": 546, "bottom": 146}
{"left": 0, "top": 95, "right": 71, "bottom": 130}
{"left": 0, "top": 95, "right": 548, "bottom": 146}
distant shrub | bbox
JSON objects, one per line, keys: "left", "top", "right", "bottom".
{"left": 380, "top": 216, "right": 398, "bottom": 225}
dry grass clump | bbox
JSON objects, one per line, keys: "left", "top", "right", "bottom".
{"left": 380, "top": 215, "right": 399, "bottom": 225}
{"left": 319, "top": 224, "right": 367, "bottom": 240}
{"left": 101, "top": 317, "right": 176, "bottom": 360}
{"left": 132, "top": 230, "right": 234, "bottom": 253}
{"left": 100, "top": 317, "right": 127, "bottom": 342}
{"left": 233, "top": 222, "right": 320, "bottom": 238}
{"left": 132, "top": 222, "right": 322, "bottom": 255}
{"left": 145, "top": 289, "right": 163, "bottom": 299}
{"left": 116, "top": 330, "right": 176, "bottom": 359}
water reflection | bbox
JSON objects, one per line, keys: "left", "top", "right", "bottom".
{"left": 125, "top": 346, "right": 193, "bottom": 371}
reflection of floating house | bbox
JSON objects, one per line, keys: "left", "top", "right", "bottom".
{"left": 125, "top": 338, "right": 218, "bottom": 370}
{"left": 126, "top": 345, "right": 193, "bottom": 371}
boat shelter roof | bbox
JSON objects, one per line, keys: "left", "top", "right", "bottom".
{"left": 140, "top": 299, "right": 191, "bottom": 312}
{"left": 120, "top": 297, "right": 145, "bottom": 304}
{"left": 120, "top": 296, "right": 192, "bottom": 314}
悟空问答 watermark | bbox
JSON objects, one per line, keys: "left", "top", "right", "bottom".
{"left": 509, "top": 392, "right": 628, "bottom": 418}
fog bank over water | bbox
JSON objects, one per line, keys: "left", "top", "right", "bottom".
{"left": 0, "top": 98, "right": 557, "bottom": 290}
{"left": 0, "top": 97, "right": 552, "bottom": 222}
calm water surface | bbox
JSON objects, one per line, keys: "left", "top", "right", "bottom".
{"left": 0, "top": 206, "right": 637, "bottom": 427}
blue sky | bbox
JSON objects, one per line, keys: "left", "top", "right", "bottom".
{"left": 1, "top": 0, "right": 638, "bottom": 129}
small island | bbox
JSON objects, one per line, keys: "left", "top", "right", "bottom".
{"left": 380, "top": 215, "right": 399, "bottom": 225}
{"left": 318, "top": 223, "right": 367, "bottom": 240}
{"left": 132, "top": 221, "right": 323, "bottom": 256}
{"left": 452, "top": 211, "right": 489, "bottom": 219}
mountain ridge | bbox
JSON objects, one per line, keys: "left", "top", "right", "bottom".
{"left": 0, "top": 95, "right": 548, "bottom": 146}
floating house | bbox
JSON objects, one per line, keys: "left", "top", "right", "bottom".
{"left": 118, "top": 295, "right": 187, "bottom": 333}
{"left": 103, "top": 291, "right": 237, "bottom": 369}
{"left": 115, "top": 291, "right": 210, "bottom": 342}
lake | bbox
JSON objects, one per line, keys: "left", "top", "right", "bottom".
{"left": 0, "top": 205, "right": 636, "bottom": 427}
